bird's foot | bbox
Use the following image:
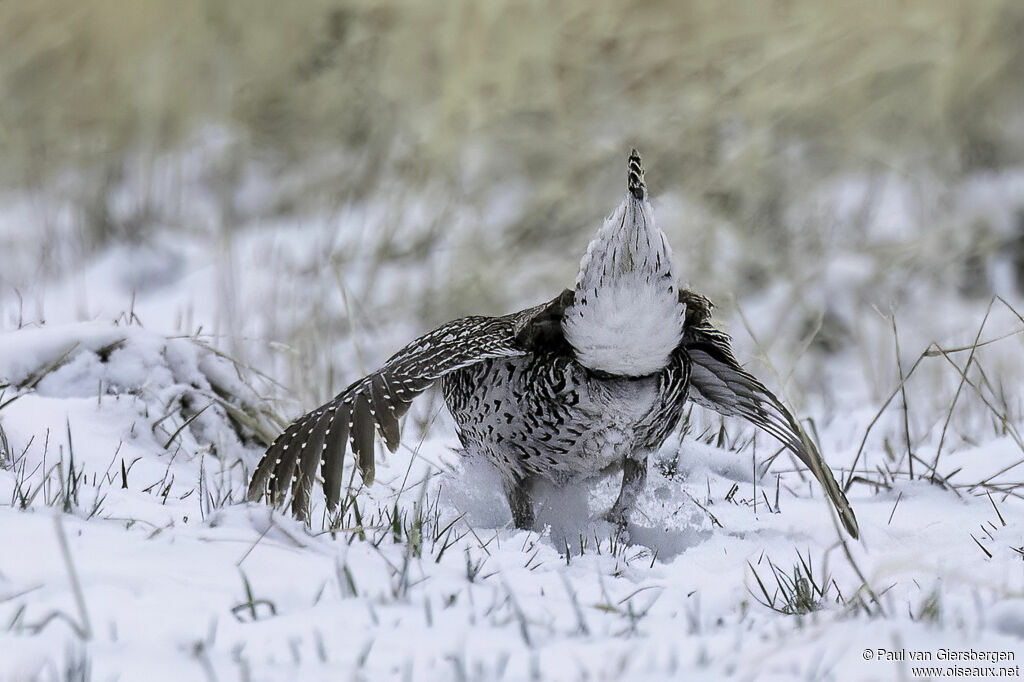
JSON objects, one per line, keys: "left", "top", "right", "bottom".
{"left": 603, "top": 505, "right": 632, "bottom": 542}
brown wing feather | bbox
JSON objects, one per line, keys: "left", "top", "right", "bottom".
{"left": 247, "top": 299, "right": 561, "bottom": 521}
{"left": 349, "top": 392, "right": 376, "bottom": 486}
{"left": 681, "top": 292, "right": 860, "bottom": 538}
{"left": 369, "top": 375, "right": 401, "bottom": 453}
{"left": 290, "top": 409, "right": 331, "bottom": 517}
{"left": 320, "top": 400, "right": 350, "bottom": 510}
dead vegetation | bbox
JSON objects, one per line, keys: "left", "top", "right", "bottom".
{"left": 2, "top": 1, "right": 1023, "bottom": 243}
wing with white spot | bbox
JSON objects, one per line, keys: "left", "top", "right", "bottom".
{"left": 247, "top": 301, "right": 557, "bottom": 520}
{"left": 680, "top": 291, "right": 860, "bottom": 538}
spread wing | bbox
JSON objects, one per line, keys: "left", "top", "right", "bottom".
{"left": 680, "top": 291, "right": 860, "bottom": 538}
{"left": 247, "top": 294, "right": 565, "bottom": 520}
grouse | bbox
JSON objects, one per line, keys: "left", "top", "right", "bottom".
{"left": 247, "top": 150, "right": 859, "bottom": 538}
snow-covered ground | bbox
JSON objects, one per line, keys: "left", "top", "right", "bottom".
{"left": 2, "top": 145, "right": 1023, "bottom": 681}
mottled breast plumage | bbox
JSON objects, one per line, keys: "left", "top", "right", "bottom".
{"left": 442, "top": 347, "right": 690, "bottom": 484}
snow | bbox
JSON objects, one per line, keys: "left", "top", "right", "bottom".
{"left": 2, "top": 148, "right": 1024, "bottom": 680}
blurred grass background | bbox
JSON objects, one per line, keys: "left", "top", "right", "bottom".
{"left": 3, "top": 0, "right": 1024, "bottom": 414}
{"left": 4, "top": 0, "right": 1022, "bottom": 202}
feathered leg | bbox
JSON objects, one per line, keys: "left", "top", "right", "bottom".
{"left": 504, "top": 476, "right": 536, "bottom": 530}
{"left": 606, "top": 453, "right": 648, "bottom": 528}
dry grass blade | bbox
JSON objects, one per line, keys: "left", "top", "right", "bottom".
{"left": 930, "top": 346, "right": 1024, "bottom": 460}
{"left": 0, "top": 420, "right": 10, "bottom": 470}
{"left": 932, "top": 297, "right": 995, "bottom": 474}
{"left": 53, "top": 514, "right": 92, "bottom": 640}
{"left": 746, "top": 551, "right": 835, "bottom": 616}
{"left": 0, "top": 390, "right": 22, "bottom": 412}
{"left": 211, "top": 396, "right": 282, "bottom": 447}
{"left": 845, "top": 350, "right": 929, "bottom": 491}
{"left": 839, "top": 536, "right": 886, "bottom": 618}
{"left": 161, "top": 402, "right": 214, "bottom": 450}
{"left": 887, "top": 491, "right": 903, "bottom": 525}
{"left": 890, "top": 316, "right": 913, "bottom": 478}
{"left": 970, "top": 534, "right": 993, "bottom": 559}
{"left": 845, "top": 299, "right": 1024, "bottom": 491}
{"left": 16, "top": 343, "right": 80, "bottom": 391}
{"left": 986, "top": 491, "right": 1007, "bottom": 527}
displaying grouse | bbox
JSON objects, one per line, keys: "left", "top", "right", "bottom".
{"left": 247, "top": 150, "right": 859, "bottom": 538}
